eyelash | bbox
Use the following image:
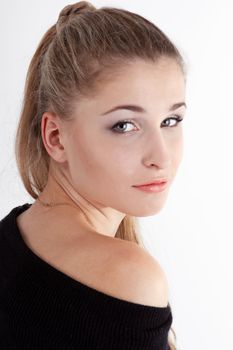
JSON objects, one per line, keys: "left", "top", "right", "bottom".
{"left": 111, "top": 115, "right": 184, "bottom": 134}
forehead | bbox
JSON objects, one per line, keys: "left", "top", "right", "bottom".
{"left": 72, "top": 58, "right": 186, "bottom": 118}
{"left": 94, "top": 58, "right": 185, "bottom": 102}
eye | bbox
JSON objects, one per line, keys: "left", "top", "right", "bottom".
{"left": 161, "top": 115, "right": 184, "bottom": 128}
{"left": 111, "top": 120, "right": 137, "bottom": 133}
{"left": 111, "top": 115, "right": 184, "bottom": 134}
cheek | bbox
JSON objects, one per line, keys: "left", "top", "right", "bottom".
{"left": 170, "top": 134, "right": 183, "bottom": 171}
{"left": 69, "top": 131, "right": 136, "bottom": 188}
{"left": 68, "top": 134, "right": 138, "bottom": 209}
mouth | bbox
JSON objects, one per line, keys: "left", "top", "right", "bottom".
{"left": 132, "top": 180, "right": 168, "bottom": 193}
{"left": 133, "top": 179, "right": 168, "bottom": 187}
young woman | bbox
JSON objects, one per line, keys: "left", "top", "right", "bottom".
{"left": 0, "top": 1, "right": 187, "bottom": 349}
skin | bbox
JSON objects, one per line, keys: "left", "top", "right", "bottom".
{"left": 28, "top": 57, "right": 186, "bottom": 240}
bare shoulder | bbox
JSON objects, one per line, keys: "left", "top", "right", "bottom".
{"left": 110, "top": 240, "right": 169, "bottom": 307}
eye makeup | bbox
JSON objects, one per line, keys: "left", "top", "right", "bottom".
{"left": 111, "top": 115, "right": 184, "bottom": 134}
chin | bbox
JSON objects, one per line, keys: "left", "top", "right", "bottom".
{"left": 126, "top": 204, "right": 166, "bottom": 217}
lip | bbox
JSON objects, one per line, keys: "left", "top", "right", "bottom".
{"left": 133, "top": 179, "right": 168, "bottom": 187}
{"left": 133, "top": 181, "right": 168, "bottom": 193}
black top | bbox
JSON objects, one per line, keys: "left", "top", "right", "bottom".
{"left": 0, "top": 203, "right": 173, "bottom": 349}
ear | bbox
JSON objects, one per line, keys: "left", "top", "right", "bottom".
{"left": 40, "top": 112, "right": 67, "bottom": 163}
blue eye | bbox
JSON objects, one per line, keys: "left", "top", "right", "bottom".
{"left": 111, "top": 120, "right": 136, "bottom": 133}
{"left": 111, "top": 115, "right": 184, "bottom": 134}
{"left": 162, "top": 116, "right": 184, "bottom": 128}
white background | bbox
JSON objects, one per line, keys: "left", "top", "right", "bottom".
{"left": 0, "top": 1, "right": 232, "bottom": 349}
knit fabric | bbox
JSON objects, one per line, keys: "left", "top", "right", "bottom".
{"left": 0, "top": 203, "right": 173, "bottom": 349}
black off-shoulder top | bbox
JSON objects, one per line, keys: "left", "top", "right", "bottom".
{"left": 0, "top": 203, "right": 173, "bottom": 349}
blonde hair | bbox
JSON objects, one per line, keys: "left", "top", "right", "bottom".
{"left": 15, "top": 2, "right": 187, "bottom": 348}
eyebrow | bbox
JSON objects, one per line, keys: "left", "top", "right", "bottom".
{"left": 101, "top": 102, "right": 187, "bottom": 115}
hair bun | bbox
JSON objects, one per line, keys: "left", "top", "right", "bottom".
{"left": 56, "top": 1, "right": 96, "bottom": 31}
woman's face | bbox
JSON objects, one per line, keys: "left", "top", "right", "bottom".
{"left": 61, "top": 57, "right": 186, "bottom": 217}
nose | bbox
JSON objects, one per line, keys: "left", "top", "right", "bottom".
{"left": 142, "top": 130, "right": 171, "bottom": 169}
